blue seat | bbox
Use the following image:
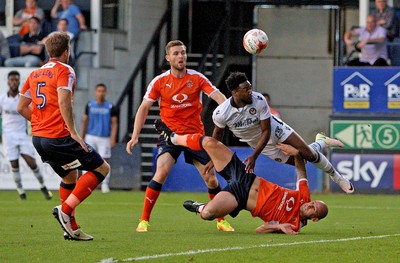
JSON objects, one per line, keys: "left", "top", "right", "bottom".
{"left": 6, "top": 34, "right": 21, "bottom": 57}
{"left": 387, "top": 38, "right": 400, "bottom": 66}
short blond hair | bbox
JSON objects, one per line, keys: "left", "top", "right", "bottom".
{"left": 45, "top": 32, "right": 70, "bottom": 58}
{"left": 165, "top": 40, "right": 186, "bottom": 55}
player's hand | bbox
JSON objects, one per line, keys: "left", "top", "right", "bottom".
{"left": 126, "top": 138, "right": 138, "bottom": 155}
{"left": 279, "top": 223, "right": 298, "bottom": 235}
{"left": 71, "top": 133, "right": 88, "bottom": 152}
{"left": 243, "top": 155, "right": 256, "bottom": 173}
{"left": 110, "top": 140, "right": 116, "bottom": 148}
{"left": 277, "top": 143, "right": 299, "bottom": 157}
{"left": 203, "top": 160, "right": 215, "bottom": 175}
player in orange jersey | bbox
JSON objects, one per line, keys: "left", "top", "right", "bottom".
{"left": 17, "top": 32, "right": 110, "bottom": 241}
{"left": 153, "top": 120, "right": 328, "bottom": 234}
{"left": 125, "top": 40, "right": 234, "bottom": 232}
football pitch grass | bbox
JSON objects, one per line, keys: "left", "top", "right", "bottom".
{"left": 1, "top": 190, "right": 399, "bottom": 263}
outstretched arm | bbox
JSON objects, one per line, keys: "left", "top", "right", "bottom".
{"left": 210, "top": 90, "right": 226, "bottom": 105}
{"left": 256, "top": 222, "right": 298, "bottom": 234}
{"left": 277, "top": 143, "right": 307, "bottom": 181}
{"left": 244, "top": 118, "right": 271, "bottom": 173}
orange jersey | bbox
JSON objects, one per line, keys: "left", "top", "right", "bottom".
{"left": 20, "top": 59, "right": 76, "bottom": 138}
{"left": 251, "top": 178, "right": 310, "bottom": 232}
{"left": 144, "top": 69, "right": 218, "bottom": 134}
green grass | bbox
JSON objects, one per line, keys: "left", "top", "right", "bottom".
{"left": 1, "top": 190, "right": 400, "bottom": 263}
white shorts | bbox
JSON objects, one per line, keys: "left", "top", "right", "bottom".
{"left": 248, "top": 116, "right": 294, "bottom": 163}
{"left": 85, "top": 134, "right": 111, "bottom": 158}
{"left": 1, "top": 132, "right": 36, "bottom": 161}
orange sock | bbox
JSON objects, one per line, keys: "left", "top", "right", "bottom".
{"left": 62, "top": 171, "right": 101, "bottom": 215}
{"left": 185, "top": 133, "right": 203, "bottom": 151}
{"left": 59, "top": 182, "right": 78, "bottom": 230}
{"left": 140, "top": 187, "right": 161, "bottom": 221}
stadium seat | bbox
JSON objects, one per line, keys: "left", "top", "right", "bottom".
{"left": 387, "top": 38, "right": 400, "bottom": 66}
{"left": 6, "top": 34, "right": 21, "bottom": 57}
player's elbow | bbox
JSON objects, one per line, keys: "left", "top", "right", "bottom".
{"left": 17, "top": 103, "right": 26, "bottom": 115}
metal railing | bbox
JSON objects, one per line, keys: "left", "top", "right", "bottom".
{"left": 115, "top": 0, "right": 172, "bottom": 141}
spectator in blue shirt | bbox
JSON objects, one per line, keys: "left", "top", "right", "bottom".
{"left": 51, "top": 0, "right": 87, "bottom": 37}
{"left": 80, "top": 84, "right": 118, "bottom": 193}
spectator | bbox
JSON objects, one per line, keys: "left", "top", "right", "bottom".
{"left": 51, "top": 0, "right": 87, "bottom": 38}
{"left": 263, "top": 93, "right": 282, "bottom": 119}
{"left": 344, "top": 15, "right": 388, "bottom": 66}
{"left": 371, "top": 0, "right": 399, "bottom": 41}
{"left": 0, "top": 30, "right": 10, "bottom": 66}
{"left": 80, "top": 84, "right": 118, "bottom": 193}
{"left": 42, "top": 18, "right": 75, "bottom": 64}
{"left": 57, "top": 18, "right": 74, "bottom": 40}
{"left": 13, "top": 0, "right": 44, "bottom": 37}
{"left": 5, "top": 16, "right": 46, "bottom": 67}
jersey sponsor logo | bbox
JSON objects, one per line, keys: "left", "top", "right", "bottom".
{"left": 274, "top": 158, "right": 283, "bottom": 162}
{"left": 285, "top": 197, "right": 295, "bottom": 212}
{"left": 171, "top": 93, "right": 192, "bottom": 108}
{"left": 249, "top": 108, "right": 256, "bottom": 115}
{"left": 89, "top": 107, "right": 110, "bottom": 114}
{"left": 3, "top": 110, "right": 19, "bottom": 115}
{"left": 186, "top": 80, "right": 193, "bottom": 88}
{"left": 277, "top": 191, "right": 288, "bottom": 211}
{"left": 233, "top": 117, "right": 259, "bottom": 128}
{"left": 172, "top": 93, "right": 188, "bottom": 103}
{"left": 166, "top": 83, "right": 172, "bottom": 88}
{"left": 215, "top": 109, "right": 221, "bottom": 115}
{"left": 61, "top": 159, "right": 82, "bottom": 170}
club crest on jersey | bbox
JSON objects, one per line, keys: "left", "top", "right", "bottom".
{"left": 274, "top": 126, "right": 284, "bottom": 139}
{"left": 249, "top": 108, "right": 257, "bottom": 115}
{"left": 186, "top": 80, "right": 193, "bottom": 88}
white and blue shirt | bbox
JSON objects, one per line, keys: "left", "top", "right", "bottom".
{"left": 85, "top": 100, "right": 118, "bottom": 137}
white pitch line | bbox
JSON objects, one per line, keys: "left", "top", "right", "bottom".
{"left": 1, "top": 200, "right": 400, "bottom": 210}
{"left": 330, "top": 205, "right": 400, "bottom": 210}
{"left": 99, "top": 233, "right": 400, "bottom": 262}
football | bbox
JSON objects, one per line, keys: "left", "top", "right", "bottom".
{"left": 242, "top": 29, "right": 269, "bottom": 54}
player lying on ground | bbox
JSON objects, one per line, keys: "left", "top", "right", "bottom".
{"left": 154, "top": 120, "right": 328, "bottom": 234}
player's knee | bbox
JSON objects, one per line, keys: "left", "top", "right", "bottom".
{"left": 201, "top": 136, "right": 218, "bottom": 150}
{"left": 300, "top": 147, "right": 316, "bottom": 162}
{"left": 203, "top": 175, "right": 218, "bottom": 189}
{"left": 200, "top": 208, "right": 215, "bottom": 220}
{"left": 99, "top": 160, "right": 110, "bottom": 176}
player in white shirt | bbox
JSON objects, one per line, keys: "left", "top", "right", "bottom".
{"left": 211, "top": 72, "right": 354, "bottom": 194}
{"left": 0, "top": 71, "right": 52, "bottom": 200}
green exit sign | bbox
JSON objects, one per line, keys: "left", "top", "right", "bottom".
{"left": 330, "top": 120, "right": 400, "bottom": 150}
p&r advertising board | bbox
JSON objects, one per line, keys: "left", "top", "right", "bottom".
{"left": 333, "top": 67, "right": 400, "bottom": 113}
